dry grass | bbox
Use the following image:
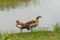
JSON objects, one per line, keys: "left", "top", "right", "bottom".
{"left": 0, "top": 0, "right": 34, "bottom": 10}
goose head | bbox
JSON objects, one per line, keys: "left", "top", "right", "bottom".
{"left": 36, "top": 16, "right": 41, "bottom": 20}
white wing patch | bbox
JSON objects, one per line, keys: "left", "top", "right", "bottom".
{"left": 18, "top": 25, "right": 22, "bottom": 27}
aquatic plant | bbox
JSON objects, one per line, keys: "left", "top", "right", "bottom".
{"left": 0, "top": 0, "right": 36, "bottom": 10}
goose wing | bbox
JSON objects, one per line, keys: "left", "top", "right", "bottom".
{"left": 25, "top": 20, "right": 36, "bottom": 24}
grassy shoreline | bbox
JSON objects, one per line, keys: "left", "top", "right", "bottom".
{"left": 0, "top": 24, "right": 60, "bottom": 40}
{"left": 0, "top": 31, "right": 60, "bottom": 40}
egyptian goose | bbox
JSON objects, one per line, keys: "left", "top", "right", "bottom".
{"left": 16, "top": 16, "right": 41, "bottom": 33}
{"left": 25, "top": 16, "right": 41, "bottom": 31}
{"left": 16, "top": 20, "right": 29, "bottom": 33}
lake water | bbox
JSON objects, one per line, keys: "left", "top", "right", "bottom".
{"left": 0, "top": 0, "right": 60, "bottom": 33}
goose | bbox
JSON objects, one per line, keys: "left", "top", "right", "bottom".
{"left": 25, "top": 16, "right": 41, "bottom": 31}
{"left": 16, "top": 16, "right": 41, "bottom": 33}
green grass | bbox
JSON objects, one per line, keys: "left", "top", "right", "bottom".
{"left": 0, "top": 24, "right": 60, "bottom": 40}
{"left": 0, "top": 31, "right": 60, "bottom": 40}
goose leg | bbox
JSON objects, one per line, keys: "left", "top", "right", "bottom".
{"left": 30, "top": 26, "right": 32, "bottom": 32}
{"left": 20, "top": 28, "right": 22, "bottom": 33}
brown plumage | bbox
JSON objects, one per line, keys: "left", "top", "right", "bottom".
{"left": 25, "top": 16, "right": 41, "bottom": 24}
{"left": 16, "top": 20, "right": 25, "bottom": 26}
{"left": 16, "top": 16, "right": 41, "bottom": 33}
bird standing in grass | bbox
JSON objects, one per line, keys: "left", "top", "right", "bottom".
{"left": 16, "top": 16, "right": 41, "bottom": 33}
